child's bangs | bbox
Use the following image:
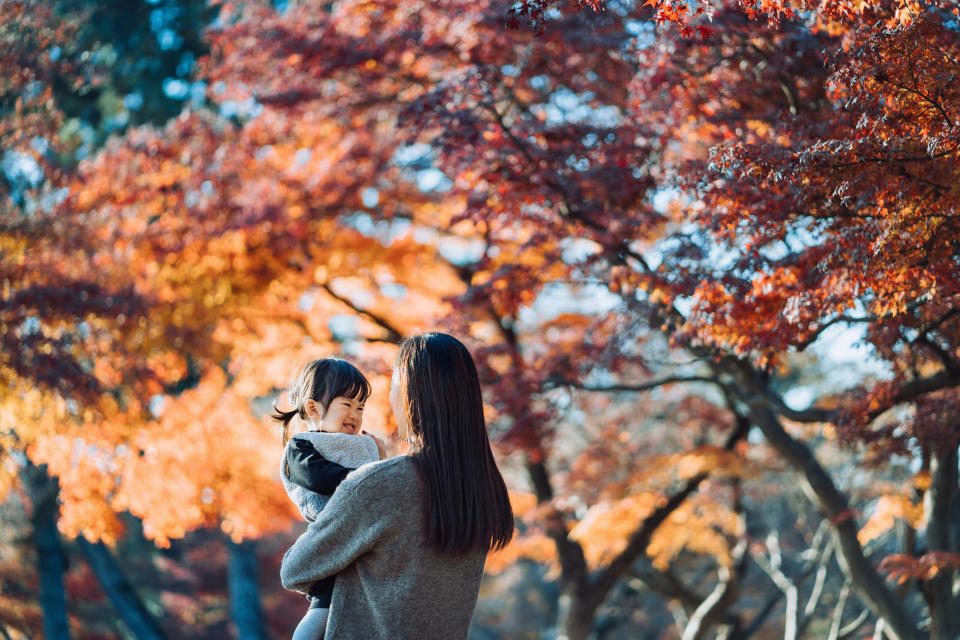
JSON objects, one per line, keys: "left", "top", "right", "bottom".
{"left": 332, "top": 367, "right": 371, "bottom": 403}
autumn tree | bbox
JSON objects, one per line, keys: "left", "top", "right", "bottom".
{"left": 0, "top": 3, "right": 188, "bottom": 636}
{"left": 201, "top": 0, "right": 960, "bottom": 637}
{"left": 623, "top": 2, "right": 960, "bottom": 637}
{"left": 11, "top": 0, "right": 960, "bottom": 637}
{"left": 2, "top": 1, "right": 751, "bottom": 636}
{"left": 5, "top": 3, "right": 474, "bottom": 638}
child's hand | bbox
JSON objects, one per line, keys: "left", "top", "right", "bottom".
{"left": 361, "top": 430, "right": 387, "bottom": 460}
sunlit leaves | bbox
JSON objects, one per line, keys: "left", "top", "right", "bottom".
{"left": 858, "top": 494, "right": 925, "bottom": 545}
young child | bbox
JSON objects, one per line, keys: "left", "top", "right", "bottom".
{"left": 272, "top": 358, "right": 386, "bottom": 640}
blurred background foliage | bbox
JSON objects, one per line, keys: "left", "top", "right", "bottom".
{"left": 2, "top": 0, "right": 959, "bottom": 638}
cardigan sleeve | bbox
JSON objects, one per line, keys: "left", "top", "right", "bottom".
{"left": 279, "top": 463, "right": 394, "bottom": 594}
{"left": 285, "top": 438, "right": 353, "bottom": 495}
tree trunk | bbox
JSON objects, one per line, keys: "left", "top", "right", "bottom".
{"left": 526, "top": 458, "right": 597, "bottom": 640}
{"left": 23, "top": 462, "right": 71, "bottom": 640}
{"left": 227, "top": 538, "right": 267, "bottom": 640}
{"left": 922, "top": 444, "right": 960, "bottom": 640}
{"left": 735, "top": 391, "right": 922, "bottom": 640}
{"left": 556, "top": 584, "right": 599, "bottom": 640}
{"left": 77, "top": 538, "right": 167, "bottom": 639}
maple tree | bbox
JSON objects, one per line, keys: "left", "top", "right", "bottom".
{"left": 0, "top": 3, "right": 182, "bottom": 636}
{"left": 627, "top": 2, "right": 960, "bottom": 637}
{"left": 194, "top": 3, "right": 773, "bottom": 637}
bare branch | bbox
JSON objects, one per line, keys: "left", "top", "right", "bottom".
{"left": 804, "top": 542, "right": 832, "bottom": 618}
{"left": 682, "top": 539, "right": 748, "bottom": 640}
{"left": 318, "top": 282, "right": 404, "bottom": 344}
{"left": 726, "top": 365, "right": 923, "bottom": 640}
{"left": 828, "top": 581, "right": 853, "bottom": 640}
{"left": 739, "top": 523, "right": 830, "bottom": 639}
{"left": 873, "top": 619, "right": 886, "bottom": 640}
{"left": 754, "top": 533, "right": 800, "bottom": 640}
{"left": 839, "top": 609, "right": 871, "bottom": 639}
{"left": 555, "top": 374, "right": 720, "bottom": 393}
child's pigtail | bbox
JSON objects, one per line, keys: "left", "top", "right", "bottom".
{"left": 271, "top": 404, "right": 300, "bottom": 447}
{"left": 272, "top": 403, "right": 301, "bottom": 479}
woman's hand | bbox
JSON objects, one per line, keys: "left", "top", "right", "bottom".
{"left": 361, "top": 430, "right": 388, "bottom": 460}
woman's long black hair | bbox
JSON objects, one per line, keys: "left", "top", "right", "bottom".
{"left": 396, "top": 333, "right": 514, "bottom": 554}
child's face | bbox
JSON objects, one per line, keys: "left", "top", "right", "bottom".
{"left": 314, "top": 396, "right": 365, "bottom": 434}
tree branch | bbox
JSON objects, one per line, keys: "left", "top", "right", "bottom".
{"left": 318, "top": 282, "right": 404, "bottom": 343}
{"left": 839, "top": 609, "right": 871, "bottom": 639}
{"left": 525, "top": 457, "right": 590, "bottom": 588}
{"left": 912, "top": 332, "right": 959, "bottom": 374}
{"left": 740, "top": 522, "right": 832, "bottom": 639}
{"left": 828, "top": 581, "right": 852, "bottom": 640}
{"left": 753, "top": 532, "right": 801, "bottom": 640}
{"left": 748, "top": 369, "right": 960, "bottom": 425}
{"left": 682, "top": 539, "right": 748, "bottom": 640}
{"left": 554, "top": 374, "right": 719, "bottom": 393}
{"left": 629, "top": 562, "right": 706, "bottom": 609}
{"left": 797, "top": 314, "right": 878, "bottom": 352}
{"left": 863, "top": 370, "right": 960, "bottom": 425}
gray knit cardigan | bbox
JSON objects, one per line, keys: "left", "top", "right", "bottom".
{"left": 280, "top": 456, "right": 487, "bottom": 640}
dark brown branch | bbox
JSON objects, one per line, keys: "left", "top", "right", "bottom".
{"left": 863, "top": 370, "right": 960, "bottom": 424}
{"left": 798, "top": 296, "right": 935, "bottom": 353}
{"left": 890, "top": 70, "right": 955, "bottom": 130}
{"left": 913, "top": 332, "right": 959, "bottom": 374}
{"left": 753, "top": 369, "right": 960, "bottom": 425}
{"left": 919, "top": 444, "right": 960, "bottom": 638}
{"left": 825, "top": 147, "right": 954, "bottom": 169}
{"left": 525, "top": 457, "right": 589, "bottom": 586}
{"left": 797, "top": 314, "right": 878, "bottom": 351}
{"left": 924, "top": 307, "right": 960, "bottom": 333}
{"left": 555, "top": 374, "right": 719, "bottom": 393}
{"left": 477, "top": 276, "right": 592, "bottom": 596}
{"left": 480, "top": 87, "right": 653, "bottom": 276}
{"left": 318, "top": 282, "right": 404, "bottom": 344}
{"left": 898, "top": 166, "right": 951, "bottom": 193}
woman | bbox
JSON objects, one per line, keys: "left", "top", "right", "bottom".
{"left": 280, "top": 333, "right": 515, "bottom": 639}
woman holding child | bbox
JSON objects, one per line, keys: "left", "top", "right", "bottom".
{"left": 277, "top": 332, "right": 515, "bottom": 640}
